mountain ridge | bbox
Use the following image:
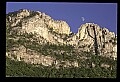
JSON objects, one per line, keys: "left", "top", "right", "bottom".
{"left": 6, "top": 9, "right": 117, "bottom": 77}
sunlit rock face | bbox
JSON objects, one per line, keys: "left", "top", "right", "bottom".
{"left": 75, "top": 23, "right": 117, "bottom": 60}
{"left": 6, "top": 9, "right": 117, "bottom": 68}
{"left": 7, "top": 9, "right": 70, "bottom": 35}
{"left": 7, "top": 9, "right": 71, "bottom": 44}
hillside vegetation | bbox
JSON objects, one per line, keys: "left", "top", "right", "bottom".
{"left": 6, "top": 9, "right": 117, "bottom": 78}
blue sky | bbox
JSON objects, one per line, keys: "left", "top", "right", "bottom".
{"left": 6, "top": 2, "right": 117, "bottom": 34}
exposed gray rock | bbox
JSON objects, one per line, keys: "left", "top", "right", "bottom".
{"left": 68, "top": 23, "right": 117, "bottom": 60}
{"left": 6, "top": 9, "right": 117, "bottom": 68}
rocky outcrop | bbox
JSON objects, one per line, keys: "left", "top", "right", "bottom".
{"left": 7, "top": 9, "right": 70, "bottom": 42}
{"left": 6, "top": 9, "right": 72, "bottom": 45}
{"left": 76, "top": 23, "right": 117, "bottom": 60}
{"left": 6, "top": 45, "right": 79, "bottom": 68}
{"left": 6, "top": 9, "right": 117, "bottom": 66}
{"left": 101, "top": 63, "right": 110, "bottom": 69}
{"left": 64, "top": 23, "right": 117, "bottom": 60}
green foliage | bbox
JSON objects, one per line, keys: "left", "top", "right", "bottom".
{"left": 49, "top": 27, "right": 53, "bottom": 31}
{"left": 6, "top": 57, "right": 116, "bottom": 78}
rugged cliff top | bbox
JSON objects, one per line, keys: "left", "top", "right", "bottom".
{"left": 6, "top": 9, "right": 71, "bottom": 35}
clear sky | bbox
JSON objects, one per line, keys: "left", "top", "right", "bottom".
{"left": 6, "top": 2, "right": 117, "bottom": 34}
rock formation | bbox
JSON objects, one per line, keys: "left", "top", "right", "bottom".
{"left": 6, "top": 9, "right": 71, "bottom": 45}
{"left": 6, "top": 9, "right": 117, "bottom": 68}
{"left": 66, "top": 23, "right": 117, "bottom": 60}
{"left": 6, "top": 45, "right": 79, "bottom": 68}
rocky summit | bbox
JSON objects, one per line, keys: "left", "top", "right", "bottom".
{"left": 6, "top": 9, "right": 117, "bottom": 78}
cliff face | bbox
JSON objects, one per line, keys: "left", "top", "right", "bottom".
{"left": 7, "top": 9, "right": 70, "bottom": 34}
{"left": 65, "top": 23, "right": 117, "bottom": 60}
{"left": 76, "top": 23, "right": 117, "bottom": 60}
{"left": 6, "top": 9, "right": 117, "bottom": 68}
{"left": 6, "top": 9, "right": 70, "bottom": 44}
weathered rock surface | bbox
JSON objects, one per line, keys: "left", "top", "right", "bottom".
{"left": 67, "top": 23, "right": 117, "bottom": 60}
{"left": 6, "top": 45, "right": 79, "bottom": 68}
{"left": 6, "top": 9, "right": 117, "bottom": 68}
{"left": 6, "top": 9, "right": 70, "bottom": 45}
